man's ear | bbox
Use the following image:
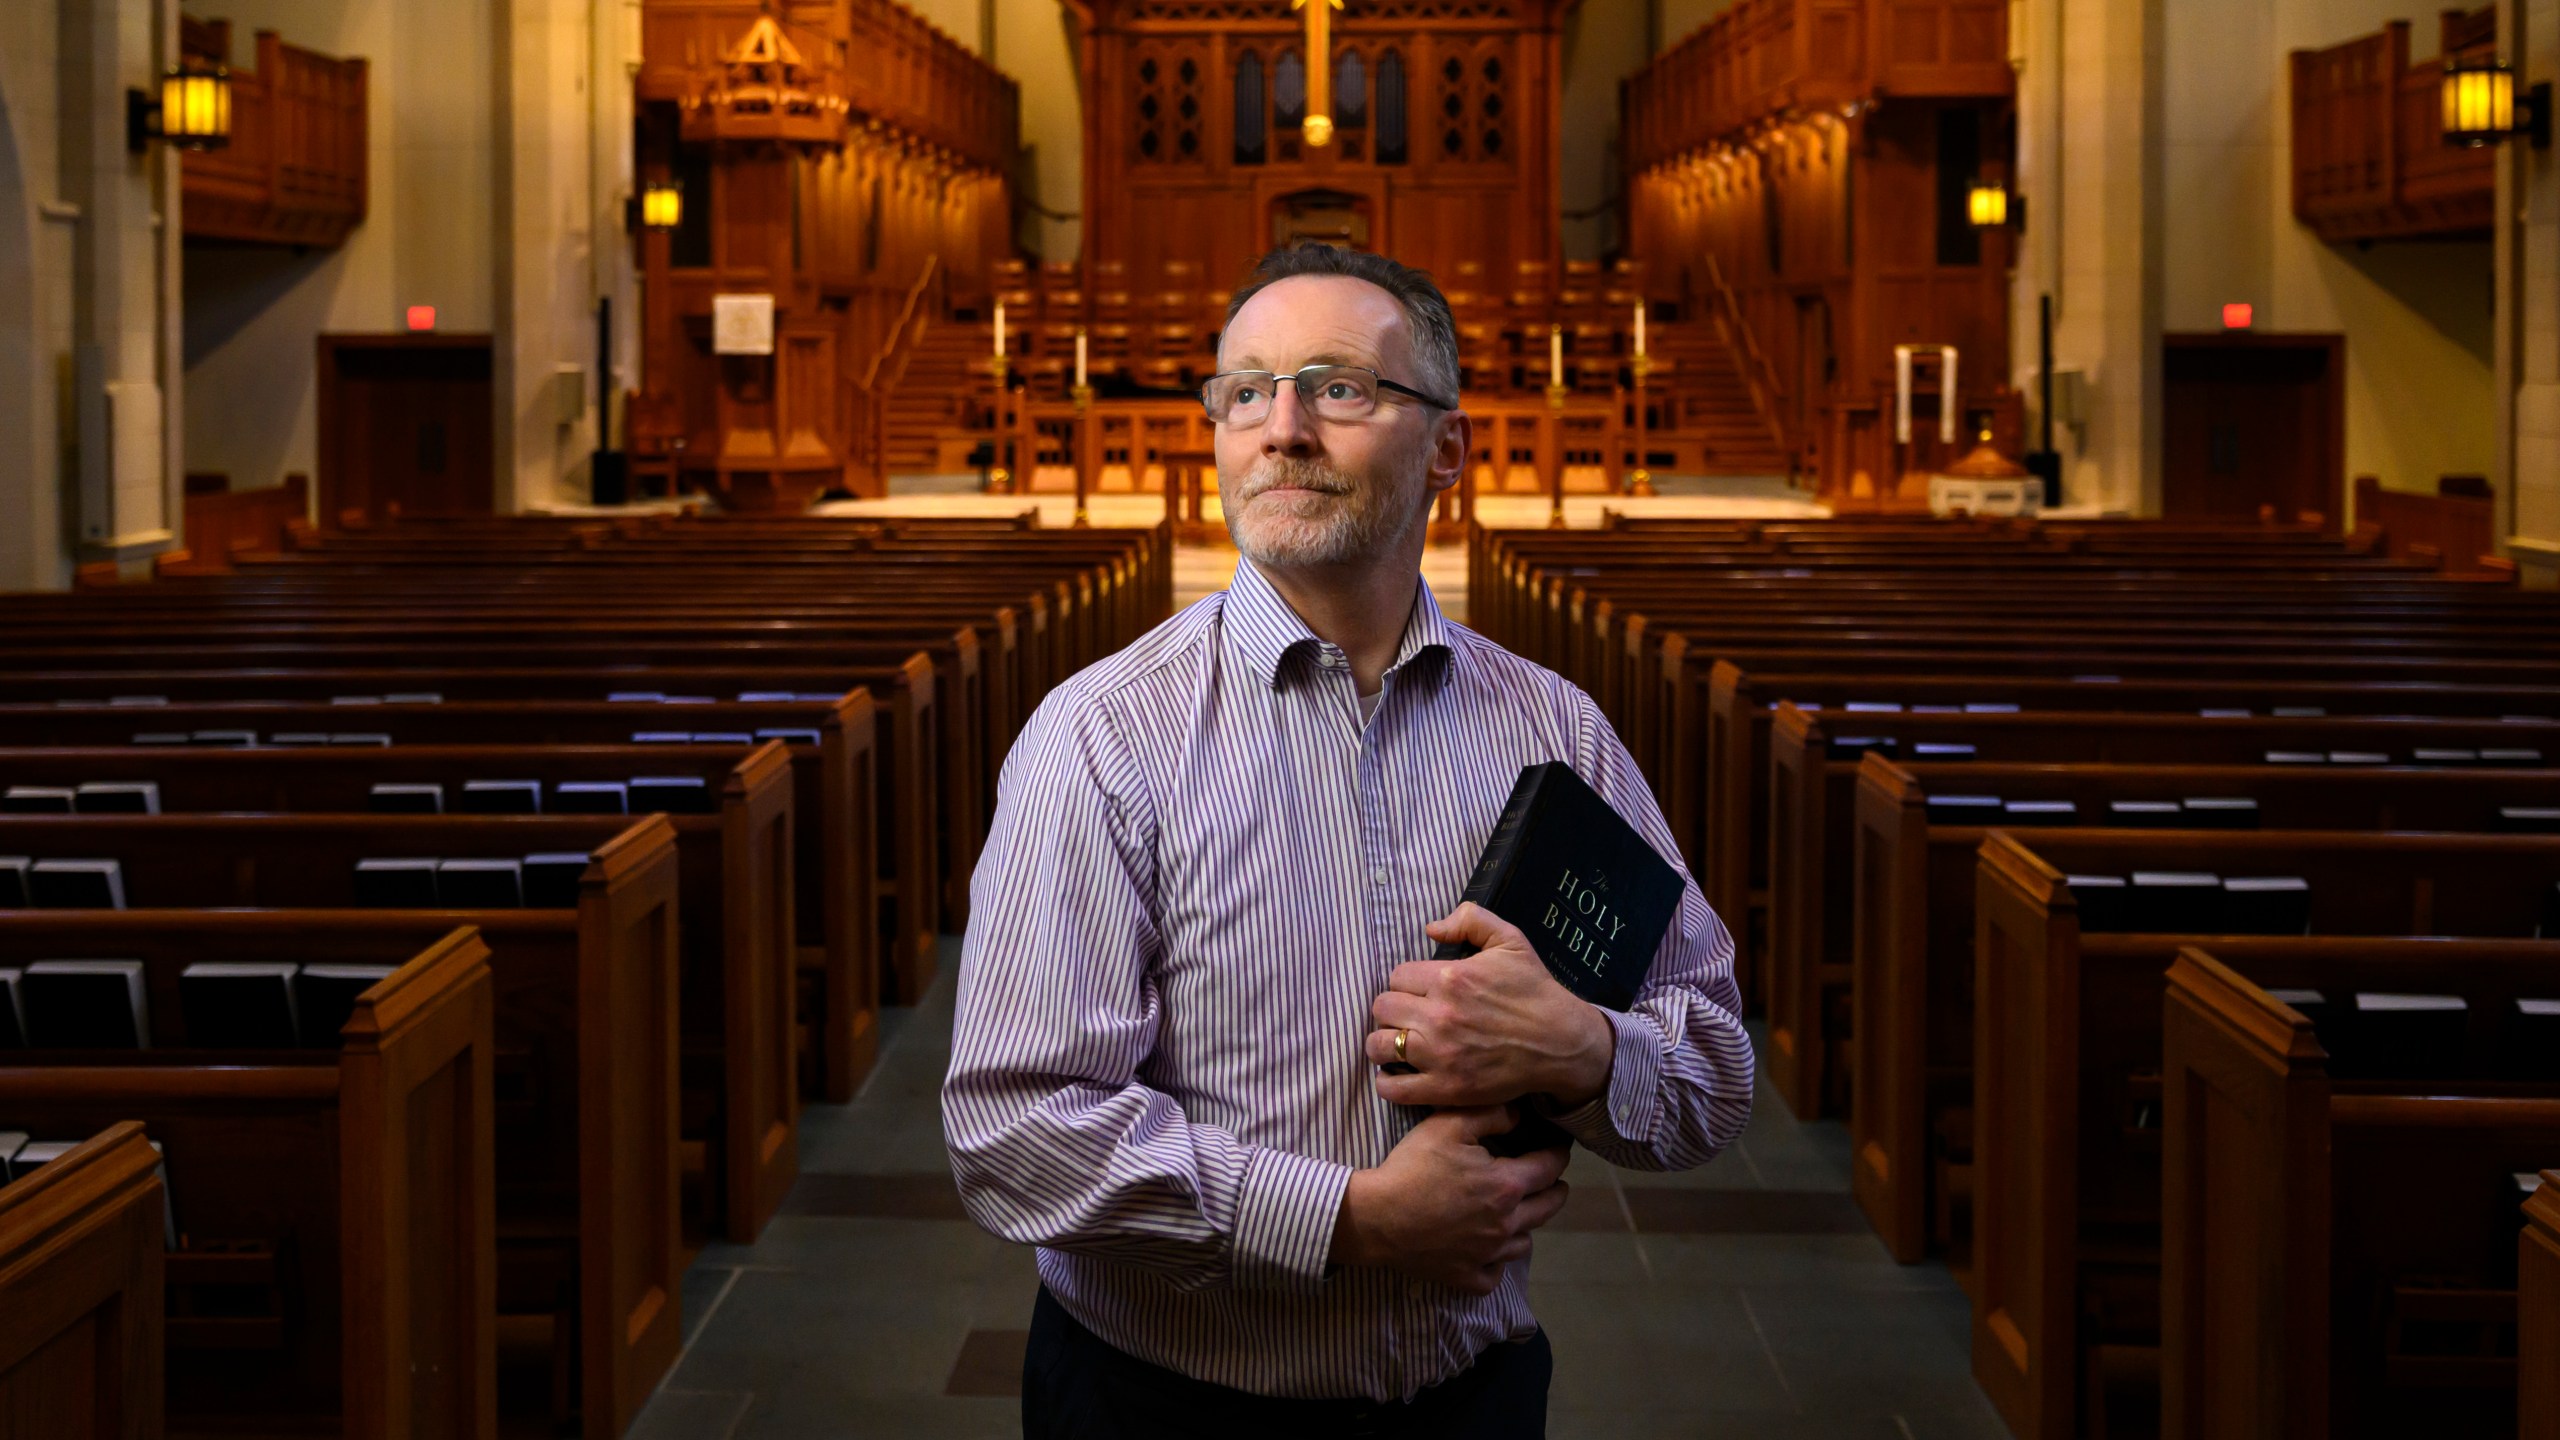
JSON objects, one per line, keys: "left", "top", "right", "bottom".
{"left": 1424, "top": 408, "right": 1473, "bottom": 501}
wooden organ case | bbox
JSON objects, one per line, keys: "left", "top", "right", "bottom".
{"left": 1071, "top": 0, "right": 1577, "bottom": 337}
{"left": 635, "top": 1, "right": 1017, "bottom": 507}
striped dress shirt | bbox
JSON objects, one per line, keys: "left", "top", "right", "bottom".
{"left": 944, "top": 558, "right": 1754, "bottom": 1403}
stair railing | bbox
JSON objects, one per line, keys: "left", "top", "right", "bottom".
{"left": 851, "top": 254, "right": 945, "bottom": 489}
{"left": 861, "top": 252, "right": 944, "bottom": 393}
{"left": 1698, "top": 253, "right": 1794, "bottom": 473}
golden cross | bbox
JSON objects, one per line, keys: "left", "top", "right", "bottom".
{"left": 1291, "top": 0, "right": 1346, "bottom": 146}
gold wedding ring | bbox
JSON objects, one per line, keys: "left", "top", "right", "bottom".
{"left": 1394, "top": 1028, "right": 1410, "bottom": 1064}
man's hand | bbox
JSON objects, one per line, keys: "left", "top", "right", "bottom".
{"left": 1329, "top": 1106, "right": 1571, "bottom": 1294}
{"left": 1364, "top": 902, "right": 1615, "bottom": 1110}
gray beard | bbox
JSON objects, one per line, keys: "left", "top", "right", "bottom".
{"left": 1223, "top": 455, "right": 1424, "bottom": 569}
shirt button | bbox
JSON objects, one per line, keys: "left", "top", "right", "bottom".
{"left": 1372, "top": 866, "right": 1390, "bottom": 886}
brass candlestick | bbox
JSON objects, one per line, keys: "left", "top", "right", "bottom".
{"left": 1626, "top": 352, "right": 1657, "bottom": 498}
{"left": 1545, "top": 382, "right": 1570, "bottom": 529}
{"left": 1070, "top": 382, "right": 1095, "bottom": 527}
{"left": 985, "top": 354, "right": 1012, "bottom": 493}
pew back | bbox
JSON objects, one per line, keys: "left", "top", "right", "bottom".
{"left": 0, "top": 1122, "right": 164, "bottom": 1439}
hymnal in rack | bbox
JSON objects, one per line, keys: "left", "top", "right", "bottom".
{"left": 23, "top": 960, "right": 150, "bottom": 1049}
{"left": 299, "top": 965, "right": 396, "bottom": 1048}
{"left": 180, "top": 963, "right": 302, "bottom": 1049}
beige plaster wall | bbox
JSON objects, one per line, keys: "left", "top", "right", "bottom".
{"left": 180, "top": 0, "right": 497, "bottom": 494}
{"left": 2159, "top": 0, "right": 2495, "bottom": 513}
{"left": 1559, "top": 0, "right": 1648, "bottom": 259}
{"left": 996, "top": 0, "right": 1081, "bottom": 260}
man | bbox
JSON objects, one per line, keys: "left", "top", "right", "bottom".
{"left": 945, "top": 244, "right": 1753, "bottom": 1438}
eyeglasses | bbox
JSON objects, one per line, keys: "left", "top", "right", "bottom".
{"left": 1200, "top": 365, "right": 1458, "bottom": 427}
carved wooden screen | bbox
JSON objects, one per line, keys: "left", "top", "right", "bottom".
{"left": 635, "top": 0, "right": 1017, "bottom": 503}
{"left": 1081, "top": 0, "right": 1570, "bottom": 333}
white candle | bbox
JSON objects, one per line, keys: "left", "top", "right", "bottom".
{"left": 1075, "top": 328, "right": 1088, "bottom": 388}
{"left": 993, "top": 302, "right": 1006, "bottom": 357}
{"left": 1894, "top": 345, "right": 1912, "bottom": 445}
{"left": 1549, "top": 324, "right": 1564, "bottom": 383}
{"left": 1633, "top": 304, "right": 1646, "bottom": 358}
{"left": 1939, "top": 345, "right": 1959, "bottom": 443}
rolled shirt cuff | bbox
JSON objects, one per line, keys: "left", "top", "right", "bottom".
{"left": 1550, "top": 1006, "right": 1663, "bottom": 1149}
{"left": 1230, "top": 1148, "right": 1354, "bottom": 1292}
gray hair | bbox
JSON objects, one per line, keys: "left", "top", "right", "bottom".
{"left": 1222, "top": 244, "right": 1462, "bottom": 406}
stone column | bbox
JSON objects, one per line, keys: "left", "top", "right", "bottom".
{"left": 60, "top": 0, "right": 183, "bottom": 568}
{"left": 495, "top": 0, "right": 623, "bottom": 512}
{"left": 2015, "top": 0, "right": 2164, "bottom": 513}
{"left": 2504, "top": 0, "right": 2560, "bottom": 581}
{"left": 0, "top": 3, "right": 61, "bottom": 590}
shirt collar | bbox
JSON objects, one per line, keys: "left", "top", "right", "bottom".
{"left": 1225, "top": 557, "right": 1456, "bottom": 693}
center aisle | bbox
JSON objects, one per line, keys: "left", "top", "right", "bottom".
{"left": 626, "top": 942, "right": 2007, "bottom": 1439}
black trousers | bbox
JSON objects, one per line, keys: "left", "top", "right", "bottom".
{"left": 1022, "top": 1287, "right": 1551, "bottom": 1440}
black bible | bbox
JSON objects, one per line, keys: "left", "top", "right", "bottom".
{"left": 1428, "top": 762, "right": 1684, "bottom": 1156}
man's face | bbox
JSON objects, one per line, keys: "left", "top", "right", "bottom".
{"left": 1212, "top": 274, "right": 1449, "bottom": 569}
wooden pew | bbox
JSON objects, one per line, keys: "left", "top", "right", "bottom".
{"left": 1693, "top": 650, "right": 2560, "bottom": 944}
{"left": 0, "top": 1121, "right": 165, "bottom": 1438}
{"left": 0, "top": 688, "right": 925, "bottom": 1027}
{"left": 1764, "top": 701, "right": 2560, "bottom": 1120}
{"left": 0, "top": 928, "right": 500, "bottom": 1437}
{"left": 0, "top": 736, "right": 880, "bottom": 1105}
{"left": 2529, "top": 1171, "right": 2559, "bottom": 1440}
{"left": 0, "top": 889, "right": 682, "bottom": 1437}
{"left": 1971, "top": 830, "right": 2560, "bottom": 1440}
{"left": 0, "top": 807, "right": 792, "bottom": 1245}
{"left": 0, "top": 658, "right": 959, "bottom": 969}
{"left": 1849, "top": 755, "right": 2560, "bottom": 1264}
{"left": 1694, "top": 660, "right": 2560, "bottom": 939}
{"left": 2160, "top": 949, "right": 2560, "bottom": 1440}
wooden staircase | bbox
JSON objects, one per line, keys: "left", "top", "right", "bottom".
{"left": 1646, "top": 322, "right": 1792, "bottom": 477}
{"left": 882, "top": 320, "right": 995, "bottom": 474}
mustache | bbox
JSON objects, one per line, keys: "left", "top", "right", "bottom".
{"left": 1234, "top": 459, "right": 1353, "bottom": 502}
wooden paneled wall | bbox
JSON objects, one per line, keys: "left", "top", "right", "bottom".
{"left": 1074, "top": 0, "right": 1573, "bottom": 333}
{"left": 633, "top": 0, "right": 1016, "bottom": 506}
{"left": 179, "top": 17, "right": 369, "bottom": 249}
{"left": 1623, "top": 0, "right": 2016, "bottom": 501}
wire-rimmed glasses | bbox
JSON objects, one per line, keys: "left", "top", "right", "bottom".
{"left": 1200, "top": 365, "right": 1457, "bottom": 427}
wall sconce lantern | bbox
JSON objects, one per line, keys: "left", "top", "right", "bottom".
{"left": 1967, "top": 181, "right": 2022, "bottom": 229}
{"left": 2442, "top": 56, "right": 2550, "bottom": 148}
{"left": 128, "top": 61, "right": 232, "bottom": 153}
{"left": 640, "top": 181, "right": 684, "bottom": 231}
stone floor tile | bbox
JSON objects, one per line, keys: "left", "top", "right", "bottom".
{"left": 1531, "top": 1283, "right": 1797, "bottom": 1414}
{"left": 623, "top": 1387, "right": 755, "bottom": 1440}
{"left": 629, "top": 927, "right": 1996, "bottom": 1439}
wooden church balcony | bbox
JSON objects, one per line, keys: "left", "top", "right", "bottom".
{"left": 178, "top": 17, "right": 369, "bottom": 249}
{"left": 2290, "top": 9, "right": 2495, "bottom": 244}
{"left": 1622, "top": 0, "right": 2010, "bottom": 173}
